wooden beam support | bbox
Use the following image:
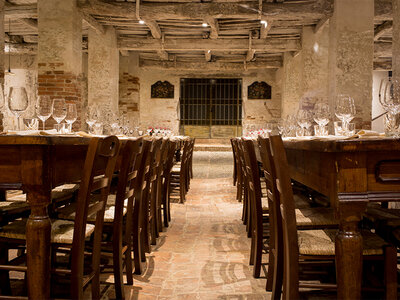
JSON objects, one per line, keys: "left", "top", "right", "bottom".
{"left": 260, "top": 19, "right": 272, "bottom": 39}
{"left": 143, "top": 19, "right": 162, "bottom": 39}
{"left": 119, "top": 37, "right": 301, "bottom": 52}
{"left": 205, "top": 50, "right": 212, "bottom": 62}
{"left": 246, "top": 49, "right": 256, "bottom": 61}
{"left": 204, "top": 17, "right": 219, "bottom": 39}
{"left": 374, "top": 60, "right": 392, "bottom": 70}
{"left": 120, "top": 50, "right": 129, "bottom": 56}
{"left": 314, "top": 15, "right": 329, "bottom": 34}
{"left": 374, "top": 21, "right": 392, "bottom": 41}
{"left": 19, "top": 18, "right": 37, "bottom": 29}
{"left": 82, "top": 12, "right": 106, "bottom": 35}
{"left": 139, "top": 58, "right": 282, "bottom": 70}
{"left": 5, "top": 43, "right": 37, "bottom": 54}
{"left": 374, "top": 41, "right": 392, "bottom": 58}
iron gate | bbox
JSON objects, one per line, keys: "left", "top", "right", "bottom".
{"left": 180, "top": 78, "right": 242, "bottom": 138}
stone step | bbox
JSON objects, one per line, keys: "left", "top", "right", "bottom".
{"left": 195, "top": 138, "right": 231, "bottom": 145}
{"left": 194, "top": 144, "right": 232, "bottom": 152}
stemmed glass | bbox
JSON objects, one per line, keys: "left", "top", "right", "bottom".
{"left": 52, "top": 99, "right": 67, "bottom": 132}
{"left": 65, "top": 103, "right": 77, "bottom": 133}
{"left": 36, "top": 95, "right": 52, "bottom": 130}
{"left": 313, "top": 102, "right": 330, "bottom": 136}
{"left": 8, "top": 87, "right": 28, "bottom": 131}
{"left": 335, "top": 94, "right": 355, "bottom": 132}
{"left": 296, "top": 109, "right": 313, "bottom": 136}
{"left": 85, "top": 105, "right": 98, "bottom": 133}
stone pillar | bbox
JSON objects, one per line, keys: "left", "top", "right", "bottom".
{"left": 0, "top": 1, "right": 5, "bottom": 131}
{"left": 328, "top": 0, "right": 374, "bottom": 129}
{"left": 88, "top": 26, "right": 119, "bottom": 112}
{"left": 301, "top": 25, "right": 329, "bottom": 108}
{"left": 119, "top": 52, "right": 140, "bottom": 126}
{"left": 393, "top": 0, "right": 400, "bottom": 81}
{"left": 37, "top": 0, "right": 83, "bottom": 130}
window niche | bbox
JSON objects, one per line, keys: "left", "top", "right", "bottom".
{"left": 247, "top": 81, "right": 271, "bottom": 100}
{"left": 151, "top": 81, "right": 174, "bottom": 98}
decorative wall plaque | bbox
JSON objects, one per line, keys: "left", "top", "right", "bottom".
{"left": 151, "top": 81, "right": 174, "bottom": 98}
{"left": 248, "top": 81, "right": 271, "bottom": 100}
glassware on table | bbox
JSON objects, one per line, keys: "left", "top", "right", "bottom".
{"left": 23, "top": 118, "right": 39, "bottom": 130}
{"left": 65, "top": 103, "right": 77, "bottom": 133}
{"left": 334, "top": 121, "right": 355, "bottom": 136}
{"left": 8, "top": 86, "right": 29, "bottom": 130}
{"left": 52, "top": 99, "right": 67, "bottom": 132}
{"left": 335, "top": 94, "right": 355, "bottom": 132}
{"left": 85, "top": 105, "right": 98, "bottom": 133}
{"left": 93, "top": 122, "right": 103, "bottom": 135}
{"left": 379, "top": 78, "right": 400, "bottom": 137}
{"left": 36, "top": 95, "right": 52, "bottom": 130}
{"left": 313, "top": 102, "right": 330, "bottom": 136}
{"left": 296, "top": 109, "right": 313, "bottom": 136}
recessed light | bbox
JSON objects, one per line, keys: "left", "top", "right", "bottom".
{"left": 202, "top": 23, "right": 208, "bottom": 27}
{"left": 139, "top": 20, "right": 145, "bottom": 25}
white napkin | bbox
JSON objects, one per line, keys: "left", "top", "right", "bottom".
{"left": 7, "top": 129, "right": 58, "bottom": 136}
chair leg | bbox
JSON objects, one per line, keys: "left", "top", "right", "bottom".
{"left": 253, "top": 231, "right": 262, "bottom": 278}
{"left": 112, "top": 231, "right": 125, "bottom": 300}
{"left": 384, "top": 245, "right": 397, "bottom": 300}
{"left": 163, "top": 178, "right": 170, "bottom": 227}
{"left": 0, "top": 246, "right": 11, "bottom": 296}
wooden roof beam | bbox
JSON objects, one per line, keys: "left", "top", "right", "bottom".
{"left": 78, "top": 0, "right": 330, "bottom": 20}
{"left": 119, "top": 37, "right": 301, "bottom": 52}
{"left": 374, "top": 21, "right": 392, "bottom": 41}
{"left": 139, "top": 59, "right": 282, "bottom": 70}
{"left": 374, "top": 41, "right": 392, "bottom": 58}
{"left": 19, "top": 18, "right": 37, "bottom": 30}
{"left": 260, "top": 19, "right": 272, "bottom": 39}
{"left": 4, "top": 4, "right": 37, "bottom": 19}
{"left": 314, "top": 15, "right": 329, "bottom": 34}
{"left": 143, "top": 19, "right": 162, "bottom": 39}
{"left": 205, "top": 50, "right": 212, "bottom": 62}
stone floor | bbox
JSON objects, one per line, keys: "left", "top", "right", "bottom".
{"left": 100, "top": 176, "right": 269, "bottom": 299}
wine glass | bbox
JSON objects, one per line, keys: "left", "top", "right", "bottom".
{"left": 52, "top": 99, "right": 67, "bottom": 131}
{"left": 36, "top": 95, "right": 52, "bottom": 130}
{"left": 85, "top": 105, "right": 98, "bottom": 133}
{"left": 379, "top": 78, "right": 400, "bottom": 115}
{"left": 297, "top": 109, "right": 313, "bottom": 136}
{"left": 8, "top": 87, "right": 29, "bottom": 130}
{"left": 313, "top": 102, "right": 330, "bottom": 136}
{"left": 65, "top": 103, "right": 77, "bottom": 133}
{"left": 335, "top": 94, "right": 355, "bottom": 131}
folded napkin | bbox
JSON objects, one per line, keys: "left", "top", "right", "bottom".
{"left": 347, "top": 130, "right": 385, "bottom": 139}
{"left": 7, "top": 129, "right": 58, "bottom": 136}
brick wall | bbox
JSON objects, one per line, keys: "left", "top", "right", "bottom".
{"left": 119, "top": 72, "right": 139, "bottom": 117}
{"left": 38, "top": 62, "right": 83, "bottom": 130}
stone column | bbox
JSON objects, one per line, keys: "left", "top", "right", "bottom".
{"left": 37, "top": 0, "right": 83, "bottom": 130}
{"left": 393, "top": 0, "right": 400, "bottom": 81}
{"left": 328, "top": 0, "right": 374, "bottom": 129}
{"left": 0, "top": 1, "right": 5, "bottom": 131}
{"left": 88, "top": 26, "right": 119, "bottom": 112}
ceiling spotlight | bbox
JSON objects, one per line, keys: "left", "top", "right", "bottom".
{"left": 202, "top": 23, "right": 208, "bottom": 27}
{"left": 207, "top": 50, "right": 211, "bottom": 53}
{"left": 139, "top": 20, "right": 145, "bottom": 24}
{"left": 260, "top": 20, "right": 268, "bottom": 28}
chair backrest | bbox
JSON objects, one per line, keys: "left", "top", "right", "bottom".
{"left": 71, "top": 135, "right": 120, "bottom": 296}
{"left": 231, "top": 138, "right": 243, "bottom": 185}
{"left": 241, "top": 138, "right": 263, "bottom": 233}
{"left": 236, "top": 139, "right": 248, "bottom": 192}
{"left": 113, "top": 137, "right": 143, "bottom": 238}
{"left": 268, "top": 134, "right": 299, "bottom": 299}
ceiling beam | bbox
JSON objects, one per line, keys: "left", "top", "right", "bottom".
{"left": 120, "top": 50, "right": 129, "bottom": 56}
{"left": 314, "top": 15, "right": 329, "bottom": 34}
{"left": 119, "top": 37, "right": 301, "bottom": 52}
{"left": 143, "top": 19, "right": 162, "bottom": 39}
{"left": 6, "top": 42, "right": 37, "bottom": 54}
{"left": 139, "top": 59, "right": 282, "bottom": 70}
{"left": 374, "top": 60, "right": 392, "bottom": 70}
{"left": 4, "top": 4, "right": 37, "bottom": 19}
{"left": 79, "top": 0, "right": 331, "bottom": 20}
{"left": 19, "top": 18, "right": 37, "bottom": 29}
{"left": 260, "top": 19, "right": 272, "bottom": 39}
{"left": 374, "top": 21, "right": 392, "bottom": 41}
{"left": 82, "top": 12, "right": 106, "bottom": 35}
{"left": 374, "top": 41, "right": 392, "bottom": 58}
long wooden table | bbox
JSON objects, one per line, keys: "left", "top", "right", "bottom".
{"left": 0, "top": 135, "right": 91, "bottom": 299}
{"left": 282, "top": 137, "right": 400, "bottom": 299}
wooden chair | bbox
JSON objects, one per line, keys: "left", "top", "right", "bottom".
{"left": 231, "top": 138, "right": 244, "bottom": 202}
{"left": 170, "top": 139, "right": 191, "bottom": 203}
{"left": 268, "top": 134, "right": 397, "bottom": 300}
{"left": 0, "top": 136, "right": 120, "bottom": 299}
{"left": 231, "top": 138, "right": 238, "bottom": 186}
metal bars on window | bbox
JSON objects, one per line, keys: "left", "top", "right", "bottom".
{"left": 180, "top": 78, "right": 242, "bottom": 126}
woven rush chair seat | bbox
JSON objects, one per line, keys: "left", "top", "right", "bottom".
{"left": 57, "top": 195, "right": 128, "bottom": 223}
{"left": 0, "top": 201, "right": 30, "bottom": 212}
{"left": 298, "top": 229, "right": 388, "bottom": 256}
{"left": 0, "top": 218, "right": 94, "bottom": 244}
{"left": 295, "top": 207, "right": 338, "bottom": 227}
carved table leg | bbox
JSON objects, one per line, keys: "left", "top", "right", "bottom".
{"left": 335, "top": 198, "right": 367, "bottom": 300}
{"left": 26, "top": 191, "right": 51, "bottom": 300}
